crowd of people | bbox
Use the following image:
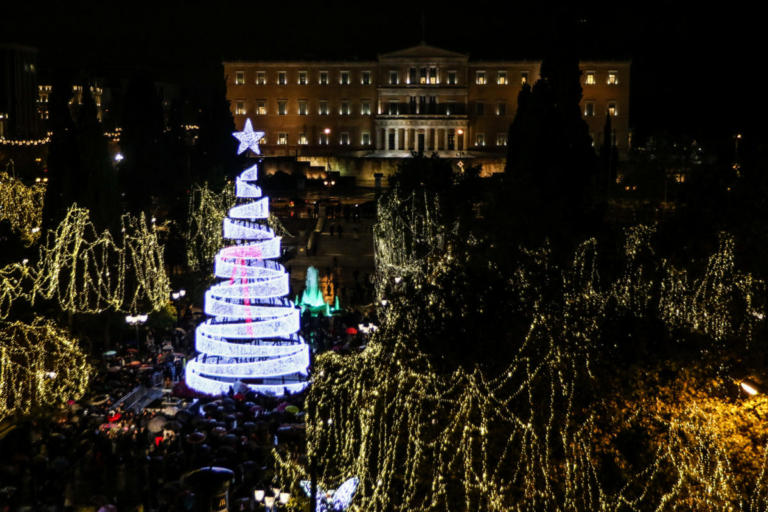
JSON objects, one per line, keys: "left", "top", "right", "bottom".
{"left": 1, "top": 307, "right": 376, "bottom": 512}
{"left": 0, "top": 352, "right": 309, "bottom": 511}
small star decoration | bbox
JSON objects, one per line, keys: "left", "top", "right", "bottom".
{"left": 232, "top": 118, "right": 265, "bottom": 155}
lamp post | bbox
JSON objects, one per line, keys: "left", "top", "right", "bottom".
{"left": 324, "top": 128, "right": 332, "bottom": 171}
{"left": 125, "top": 314, "right": 148, "bottom": 350}
{"left": 253, "top": 488, "right": 290, "bottom": 511}
{"left": 171, "top": 288, "right": 186, "bottom": 324}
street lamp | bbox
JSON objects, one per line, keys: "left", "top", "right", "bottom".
{"left": 253, "top": 488, "right": 290, "bottom": 511}
{"left": 323, "top": 128, "right": 332, "bottom": 170}
{"left": 171, "top": 289, "right": 186, "bottom": 325}
{"left": 125, "top": 314, "right": 148, "bottom": 349}
{"left": 741, "top": 381, "right": 759, "bottom": 396}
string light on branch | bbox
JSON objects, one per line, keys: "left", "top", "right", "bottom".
{"left": 0, "top": 317, "right": 91, "bottom": 422}
{"left": 0, "top": 205, "right": 171, "bottom": 318}
{"left": 303, "top": 171, "right": 768, "bottom": 512}
{"left": 0, "top": 171, "right": 46, "bottom": 246}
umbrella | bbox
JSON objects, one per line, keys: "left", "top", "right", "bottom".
{"left": 165, "top": 420, "right": 183, "bottom": 432}
{"left": 285, "top": 405, "right": 300, "bottom": 414}
{"left": 275, "top": 402, "right": 288, "bottom": 413}
{"left": 175, "top": 410, "right": 193, "bottom": 423}
{"left": 147, "top": 416, "right": 168, "bottom": 433}
{"left": 126, "top": 348, "right": 139, "bottom": 353}
{"left": 186, "top": 431, "right": 206, "bottom": 445}
{"left": 103, "top": 350, "right": 117, "bottom": 357}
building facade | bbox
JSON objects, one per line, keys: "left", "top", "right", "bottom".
{"left": 224, "top": 44, "right": 630, "bottom": 160}
{"left": 0, "top": 44, "right": 43, "bottom": 141}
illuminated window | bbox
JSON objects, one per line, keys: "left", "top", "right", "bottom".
{"left": 496, "top": 102, "right": 506, "bottom": 116}
{"left": 361, "top": 101, "right": 371, "bottom": 115}
{"left": 417, "top": 67, "right": 425, "bottom": 84}
{"left": 277, "top": 132, "right": 288, "bottom": 145}
{"left": 447, "top": 71, "right": 457, "bottom": 85}
{"left": 340, "top": 101, "right": 350, "bottom": 115}
{"left": 39, "top": 92, "right": 49, "bottom": 103}
{"left": 319, "top": 71, "right": 328, "bottom": 85}
{"left": 278, "top": 100, "right": 287, "bottom": 115}
{"left": 235, "top": 71, "right": 245, "bottom": 85}
{"left": 475, "top": 71, "right": 486, "bottom": 85}
{"left": 607, "top": 71, "right": 619, "bottom": 85}
{"left": 387, "top": 102, "right": 399, "bottom": 115}
{"left": 584, "top": 102, "right": 595, "bottom": 117}
{"left": 496, "top": 133, "right": 507, "bottom": 146}
{"left": 475, "top": 133, "right": 485, "bottom": 146}
{"left": 361, "top": 71, "right": 371, "bottom": 85}
{"left": 298, "top": 71, "right": 308, "bottom": 85}
{"left": 235, "top": 100, "right": 246, "bottom": 115}
{"left": 608, "top": 102, "right": 618, "bottom": 116}
{"left": 521, "top": 71, "right": 529, "bottom": 84}
{"left": 429, "top": 67, "right": 437, "bottom": 84}
{"left": 256, "top": 71, "right": 266, "bottom": 85}
{"left": 319, "top": 133, "right": 329, "bottom": 145}
{"left": 318, "top": 101, "right": 329, "bottom": 115}
{"left": 298, "top": 100, "right": 308, "bottom": 115}
{"left": 340, "top": 71, "right": 350, "bottom": 85}
{"left": 278, "top": 71, "right": 287, "bottom": 85}
{"left": 340, "top": 132, "right": 350, "bottom": 145}
{"left": 255, "top": 101, "right": 266, "bottom": 115}
{"left": 361, "top": 131, "right": 371, "bottom": 145}
{"left": 585, "top": 71, "right": 596, "bottom": 85}
{"left": 496, "top": 71, "right": 508, "bottom": 85}
{"left": 299, "top": 133, "right": 308, "bottom": 145}
{"left": 389, "top": 70, "right": 399, "bottom": 85}
{"left": 475, "top": 102, "right": 485, "bottom": 115}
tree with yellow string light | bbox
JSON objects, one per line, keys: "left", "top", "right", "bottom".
{"left": 271, "top": 157, "right": 768, "bottom": 511}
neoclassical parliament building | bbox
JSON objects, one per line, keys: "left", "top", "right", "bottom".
{"left": 224, "top": 44, "right": 629, "bottom": 183}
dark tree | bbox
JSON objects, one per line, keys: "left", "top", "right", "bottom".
{"left": 119, "top": 75, "right": 165, "bottom": 215}
{"left": 503, "top": 32, "right": 599, "bottom": 247}
{"left": 76, "top": 85, "right": 120, "bottom": 232}
{"left": 601, "top": 112, "right": 618, "bottom": 188}
{"left": 192, "top": 77, "right": 237, "bottom": 189}
{"left": 42, "top": 76, "right": 78, "bottom": 230}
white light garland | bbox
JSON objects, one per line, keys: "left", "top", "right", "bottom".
{"left": 228, "top": 197, "right": 270, "bottom": 220}
{"left": 186, "top": 118, "right": 309, "bottom": 396}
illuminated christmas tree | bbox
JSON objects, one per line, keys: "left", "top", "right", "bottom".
{"left": 186, "top": 119, "right": 310, "bottom": 395}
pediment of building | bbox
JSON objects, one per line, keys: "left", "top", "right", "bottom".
{"left": 379, "top": 43, "right": 468, "bottom": 61}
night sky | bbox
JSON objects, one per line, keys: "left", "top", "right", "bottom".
{"left": 2, "top": 2, "right": 762, "bottom": 143}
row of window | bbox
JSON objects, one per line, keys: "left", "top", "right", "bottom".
{"left": 233, "top": 69, "right": 539, "bottom": 87}
{"left": 260, "top": 131, "right": 509, "bottom": 147}
{"left": 584, "top": 70, "right": 620, "bottom": 85}
{"left": 234, "top": 100, "right": 373, "bottom": 116}
{"left": 235, "top": 98, "right": 620, "bottom": 118}
{"left": 233, "top": 99, "right": 518, "bottom": 117}
{"left": 584, "top": 101, "right": 620, "bottom": 117}
{"left": 235, "top": 70, "right": 373, "bottom": 86}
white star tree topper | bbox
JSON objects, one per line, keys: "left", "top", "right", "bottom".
{"left": 233, "top": 118, "right": 265, "bottom": 155}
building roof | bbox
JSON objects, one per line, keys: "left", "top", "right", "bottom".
{"left": 378, "top": 43, "right": 468, "bottom": 60}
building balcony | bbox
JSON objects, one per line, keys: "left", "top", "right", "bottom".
{"left": 376, "top": 103, "right": 468, "bottom": 117}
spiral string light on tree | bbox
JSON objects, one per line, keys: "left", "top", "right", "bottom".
{"left": 186, "top": 119, "right": 309, "bottom": 396}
